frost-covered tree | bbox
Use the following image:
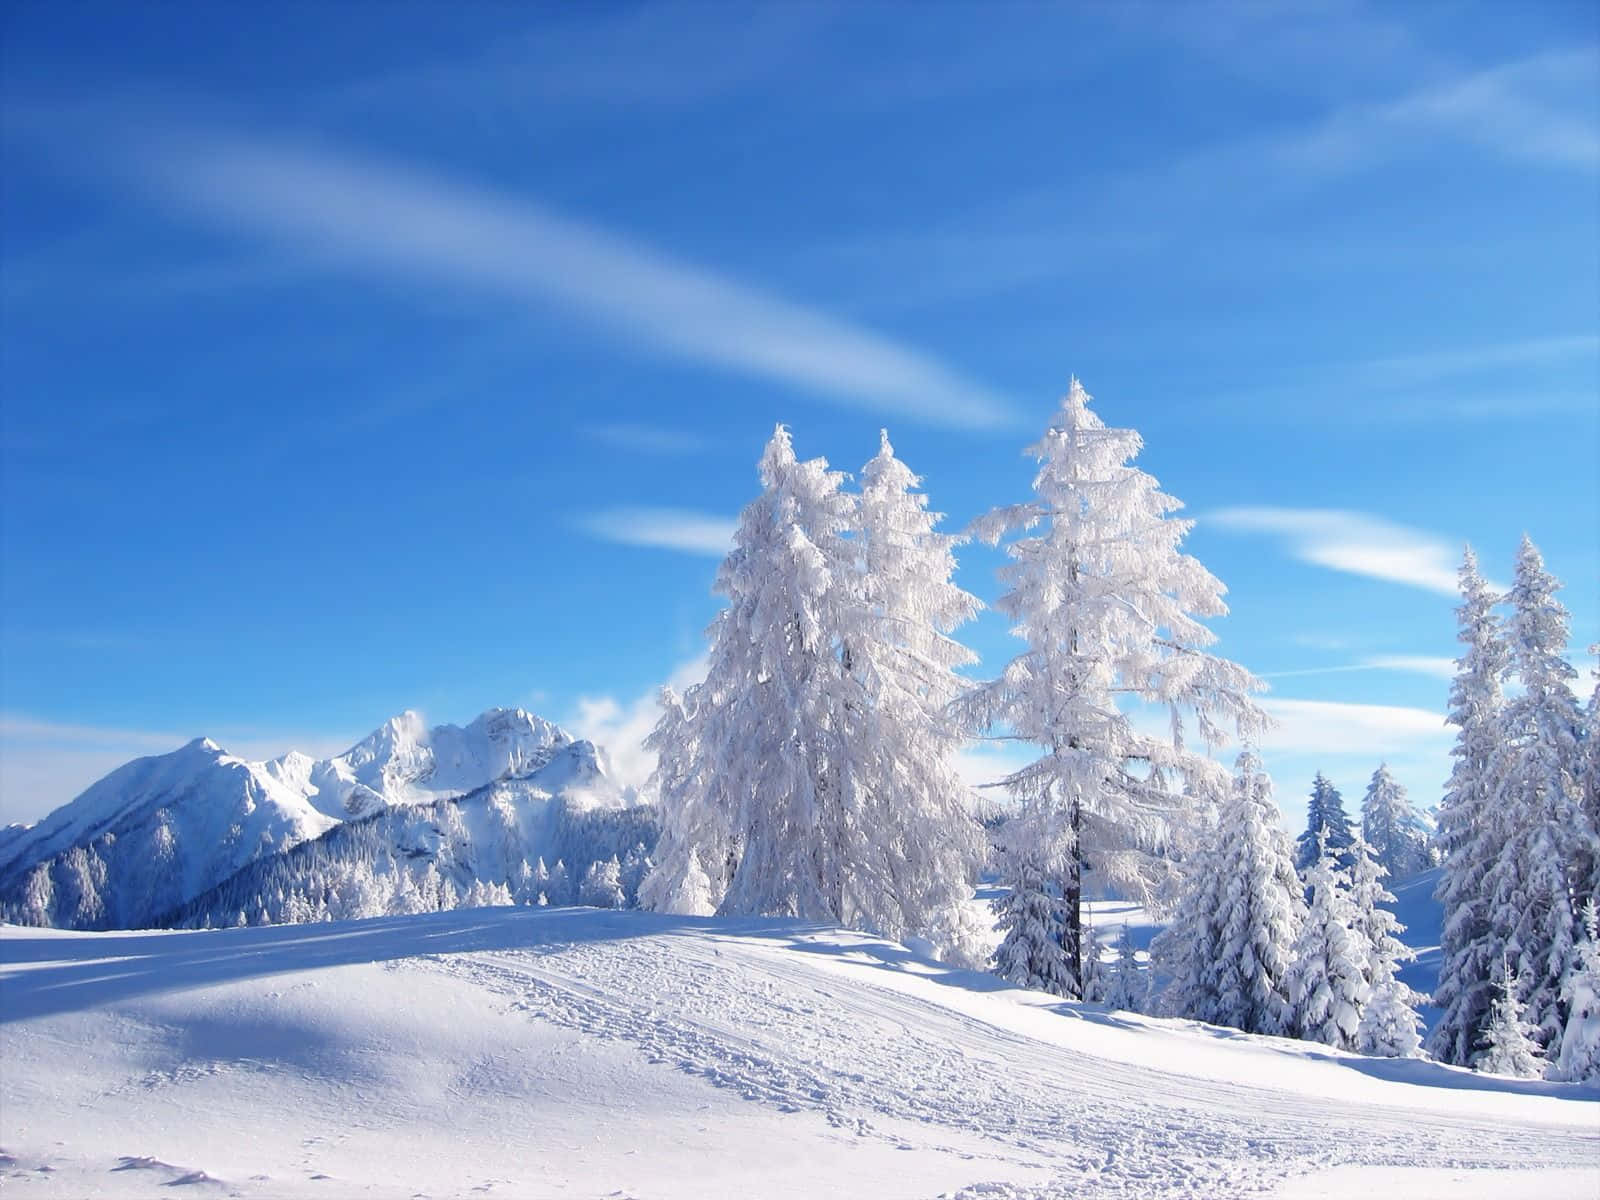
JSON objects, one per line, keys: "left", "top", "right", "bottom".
{"left": 1361, "top": 976, "right": 1424, "bottom": 1059}
{"left": 1476, "top": 957, "right": 1545, "bottom": 1078}
{"left": 1106, "top": 924, "right": 1145, "bottom": 1013}
{"left": 1485, "top": 536, "right": 1591, "bottom": 1058}
{"left": 834, "top": 430, "right": 987, "bottom": 962}
{"left": 580, "top": 856, "right": 625, "bottom": 909}
{"left": 1296, "top": 773, "right": 1354, "bottom": 873}
{"left": 644, "top": 426, "right": 989, "bottom": 959}
{"left": 1159, "top": 751, "right": 1302, "bottom": 1034}
{"left": 1348, "top": 836, "right": 1423, "bottom": 1057}
{"left": 637, "top": 687, "right": 724, "bottom": 915}
{"left": 1360, "top": 765, "right": 1429, "bottom": 882}
{"left": 1553, "top": 899, "right": 1600, "bottom": 1082}
{"left": 1286, "top": 833, "right": 1368, "bottom": 1049}
{"left": 962, "top": 380, "right": 1267, "bottom": 998}
{"left": 547, "top": 859, "right": 572, "bottom": 907}
{"left": 1577, "top": 649, "right": 1600, "bottom": 912}
{"left": 992, "top": 841, "right": 1074, "bottom": 995}
{"left": 1081, "top": 921, "right": 1107, "bottom": 1003}
{"left": 642, "top": 427, "right": 854, "bottom": 922}
{"left": 1431, "top": 548, "right": 1511, "bottom": 1065}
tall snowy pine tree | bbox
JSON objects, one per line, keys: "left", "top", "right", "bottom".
{"left": 963, "top": 380, "right": 1266, "bottom": 998}
{"left": 841, "top": 430, "right": 988, "bottom": 962}
{"left": 1430, "top": 548, "right": 1510, "bottom": 1065}
{"left": 642, "top": 426, "right": 855, "bottom": 921}
{"left": 1553, "top": 898, "right": 1600, "bottom": 1082}
{"left": 1484, "top": 536, "right": 1592, "bottom": 1059}
{"left": 1577, "top": 649, "right": 1600, "bottom": 913}
{"left": 643, "top": 426, "right": 987, "bottom": 962}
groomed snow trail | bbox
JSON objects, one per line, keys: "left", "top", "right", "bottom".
{"left": 417, "top": 914, "right": 1595, "bottom": 1200}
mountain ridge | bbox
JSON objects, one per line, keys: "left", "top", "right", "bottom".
{"left": 0, "top": 705, "right": 612, "bottom": 930}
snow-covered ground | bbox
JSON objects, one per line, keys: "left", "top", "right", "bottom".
{"left": 3, "top": 907, "right": 1595, "bottom": 1199}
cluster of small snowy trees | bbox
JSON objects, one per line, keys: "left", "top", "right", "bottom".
{"left": 1150, "top": 753, "right": 1423, "bottom": 1055}
{"left": 644, "top": 380, "right": 1266, "bottom": 980}
{"left": 1294, "top": 768, "right": 1432, "bottom": 882}
{"left": 1431, "top": 541, "right": 1600, "bottom": 1080}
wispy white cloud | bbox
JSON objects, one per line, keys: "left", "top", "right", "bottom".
{"left": 581, "top": 423, "right": 712, "bottom": 455}
{"left": 1359, "top": 333, "right": 1600, "bottom": 387}
{"left": 90, "top": 124, "right": 1016, "bottom": 430}
{"left": 565, "top": 655, "right": 708, "bottom": 791}
{"left": 1206, "top": 507, "right": 1493, "bottom": 596}
{"left": 577, "top": 507, "right": 735, "bottom": 557}
{"left": 1278, "top": 47, "right": 1600, "bottom": 173}
{"left": 1262, "top": 654, "right": 1457, "bottom": 683}
{"left": 1260, "top": 697, "right": 1448, "bottom": 756}
{"left": 1360, "top": 654, "right": 1457, "bottom": 681}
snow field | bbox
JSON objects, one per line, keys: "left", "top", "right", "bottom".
{"left": 3, "top": 906, "right": 1594, "bottom": 1199}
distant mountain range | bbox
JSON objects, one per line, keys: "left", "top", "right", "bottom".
{"left": 0, "top": 708, "right": 648, "bottom": 930}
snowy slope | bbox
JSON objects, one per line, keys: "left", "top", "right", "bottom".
{"left": 2, "top": 908, "right": 1594, "bottom": 1200}
{"left": 0, "top": 708, "right": 590, "bottom": 930}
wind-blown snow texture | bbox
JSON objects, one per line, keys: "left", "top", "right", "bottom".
{"left": 0, "top": 708, "right": 598, "bottom": 929}
{"left": 2, "top": 907, "right": 1594, "bottom": 1199}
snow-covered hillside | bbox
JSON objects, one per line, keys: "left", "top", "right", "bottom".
{"left": 2, "top": 907, "right": 1593, "bottom": 1199}
{"left": 0, "top": 708, "right": 594, "bottom": 930}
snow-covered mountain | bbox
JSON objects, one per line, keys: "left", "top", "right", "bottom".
{"left": 164, "top": 752, "right": 657, "bottom": 929}
{"left": 0, "top": 708, "right": 614, "bottom": 930}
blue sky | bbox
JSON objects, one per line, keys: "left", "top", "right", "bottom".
{"left": 2, "top": 1, "right": 1596, "bottom": 828}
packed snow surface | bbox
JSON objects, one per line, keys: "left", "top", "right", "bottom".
{"left": 3, "top": 907, "right": 1594, "bottom": 1199}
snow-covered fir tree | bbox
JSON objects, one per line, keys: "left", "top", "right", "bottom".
{"left": 1081, "top": 921, "right": 1107, "bottom": 1003}
{"left": 637, "top": 686, "right": 723, "bottom": 915}
{"left": 1361, "top": 976, "right": 1424, "bottom": 1059}
{"left": 1430, "top": 548, "right": 1511, "bottom": 1065}
{"left": 834, "top": 430, "right": 987, "bottom": 962}
{"left": 1157, "top": 751, "right": 1302, "bottom": 1035}
{"left": 1484, "top": 536, "right": 1591, "bottom": 1059}
{"left": 992, "top": 841, "right": 1074, "bottom": 995}
{"left": 1295, "top": 773, "right": 1354, "bottom": 873}
{"left": 580, "top": 856, "right": 625, "bottom": 909}
{"left": 547, "top": 859, "right": 572, "bottom": 907}
{"left": 1476, "top": 957, "right": 1545, "bottom": 1078}
{"left": 1105, "top": 924, "right": 1145, "bottom": 1013}
{"left": 962, "top": 380, "right": 1266, "bottom": 998}
{"left": 1577, "top": 649, "right": 1600, "bottom": 913}
{"left": 643, "top": 426, "right": 986, "bottom": 961}
{"left": 1286, "top": 831, "right": 1368, "bottom": 1050}
{"left": 1360, "top": 764, "right": 1429, "bottom": 882}
{"left": 642, "top": 426, "right": 855, "bottom": 922}
{"left": 1349, "top": 836, "right": 1423, "bottom": 1057}
{"left": 1553, "top": 899, "right": 1600, "bottom": 1082}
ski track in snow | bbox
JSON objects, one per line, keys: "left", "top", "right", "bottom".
{"left": 417, "top": 930, "right": 1589, "bottom": 1200}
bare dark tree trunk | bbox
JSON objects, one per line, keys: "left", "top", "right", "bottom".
{"left": 1062, "top": 797, "right": 1083, "bottom": 998}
